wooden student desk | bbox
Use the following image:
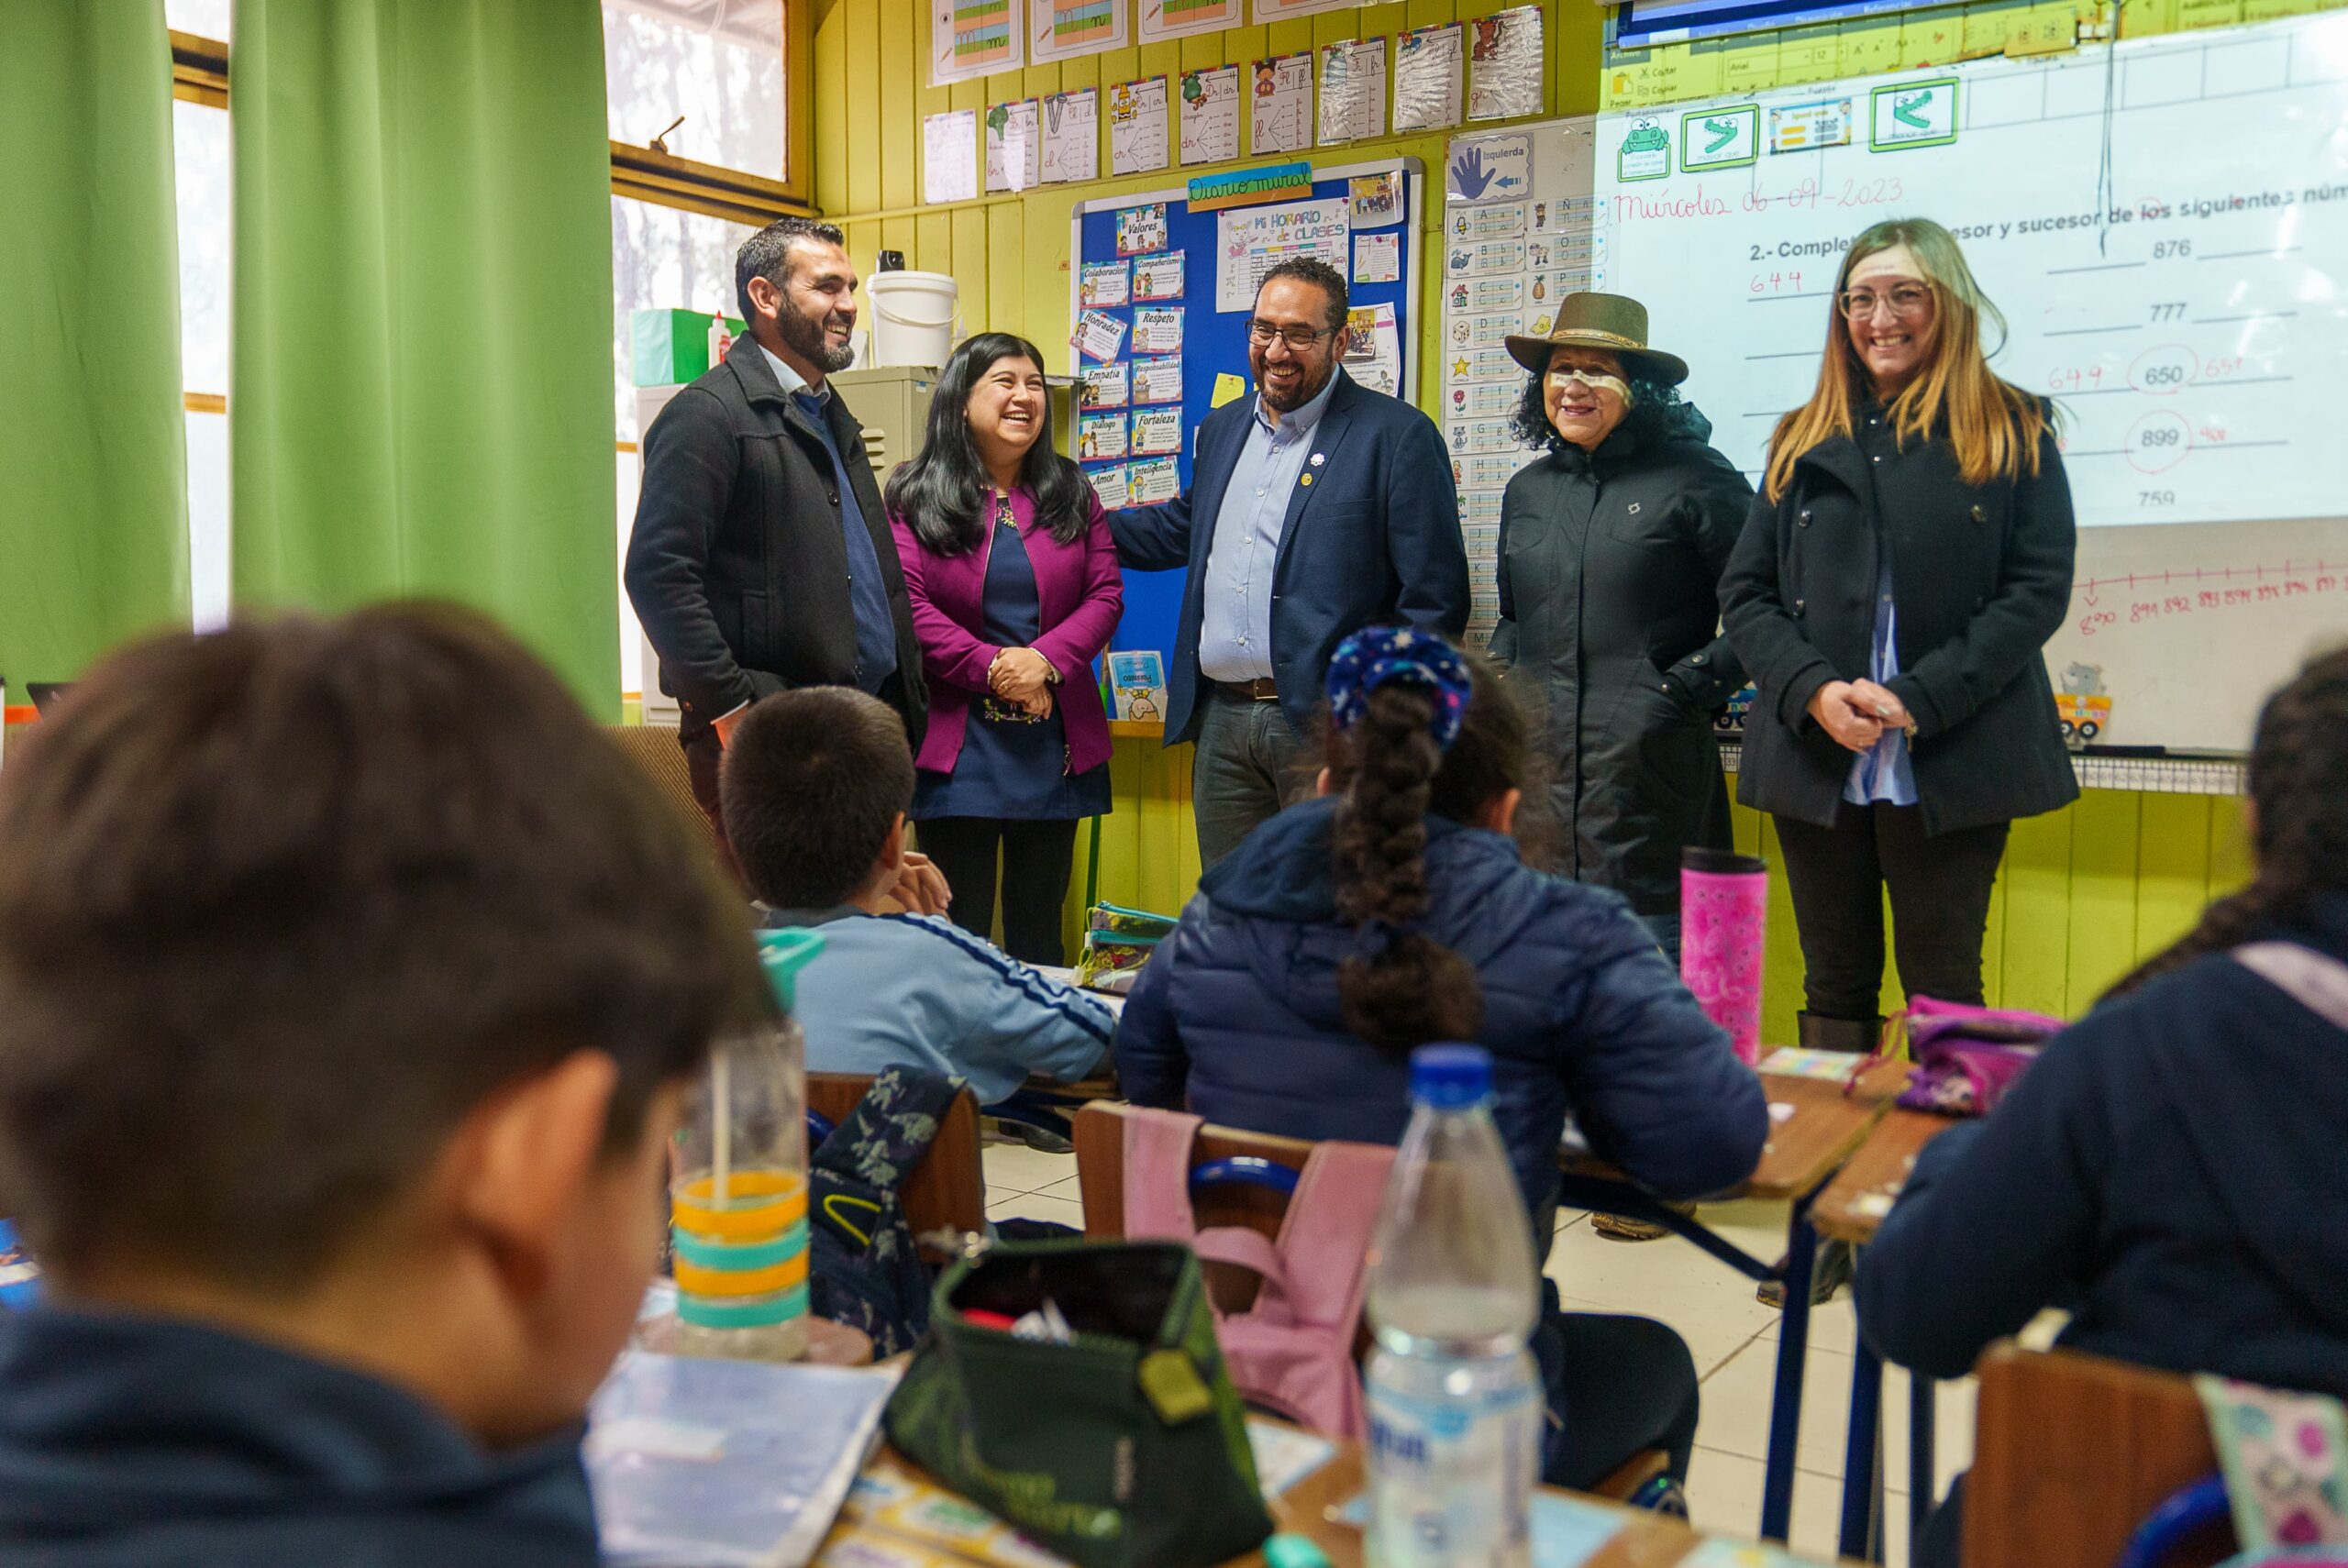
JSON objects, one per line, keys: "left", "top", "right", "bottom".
{"left": 1555, "top": 1061, "right": 1909, "bottom": 1551}
{"left": 1806, "top": 1106, "right": 1965, "bottom": 1565}
{"left": 835, "top": 1434, "right": 1855, "bottom": 1568}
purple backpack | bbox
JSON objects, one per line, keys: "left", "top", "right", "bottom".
{"left": 1893, "top": 996, "right": 2068, "bottom": 1116}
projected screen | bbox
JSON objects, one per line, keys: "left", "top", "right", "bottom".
{"left": 1613, "top": 0, "right": 1925, "bottom": 50}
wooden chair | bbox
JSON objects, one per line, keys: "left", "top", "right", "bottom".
{"left": 604, "top": 723, "right": 717, "bottom": 859}
{"left": 1070, "top": 1101, "right": 1670, "bottom": 1504}
{"left": 1966, "top": 1343, "right": 2235, "bottom": 1568}
{"left": 808, "top": 1071, "right": 988, "bottom": 1263}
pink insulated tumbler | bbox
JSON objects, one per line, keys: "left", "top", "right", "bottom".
{"left": 1680, "top": 847, "right": 1767, "bottom": 1066}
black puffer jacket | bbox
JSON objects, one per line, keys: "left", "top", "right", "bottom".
{"left": 1490, "top": 419, "right": 1751, "bottom": 916}
{"left": 1721, "top": 408, "right": 2077, "bottom": 834}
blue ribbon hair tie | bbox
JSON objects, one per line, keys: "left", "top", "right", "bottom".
{"left": 1324, "top": 626, "right": 1473, "bottom": 751}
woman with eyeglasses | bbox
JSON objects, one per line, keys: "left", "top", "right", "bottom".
{"left": 1722, "top": 217, "right": 2077, "bottom": 1055}
{"left": 885, "top": 331, "right": 1123, "bottom": 966}
{"left": 1492, "top": 293, "right": 1754, "bottom": 965}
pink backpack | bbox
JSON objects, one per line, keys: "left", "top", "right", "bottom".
{"left": 1119, "top": 1108, "right": 1393, "bottom": 1440}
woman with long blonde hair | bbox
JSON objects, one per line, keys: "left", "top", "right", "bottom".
{"left": 1722, "top": 217, "right": 2078, "bottom": 1055}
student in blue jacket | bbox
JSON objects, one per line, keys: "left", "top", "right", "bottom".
{"left": 721, "top": 686, "right": 1114, "bottom": 1105}
{"left": 1117, "top": 625, "right": 1770, "bottom": 1496}
{"left": 1856, "top": 647, "right": 2348, "bottom": 1568}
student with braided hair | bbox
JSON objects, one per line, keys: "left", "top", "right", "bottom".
{"left": 1117, "top": 625, "right": 1767, "bottom": 1496}
{"left": 1857, "top": 646, "right": 2348, "bottom": 1568}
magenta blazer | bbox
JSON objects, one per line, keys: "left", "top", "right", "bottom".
{"left": 889, "top": 486, "right": 1124, "bottom": 778}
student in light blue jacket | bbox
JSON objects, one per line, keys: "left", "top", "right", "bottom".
{"left": 720, "top": 687, "right": 1113, "bottom": 1103}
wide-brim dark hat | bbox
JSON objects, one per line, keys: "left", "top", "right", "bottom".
{"left": 1504, "top": 292, "right": 1689, "bottom": 386}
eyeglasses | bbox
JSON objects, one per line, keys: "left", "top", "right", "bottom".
{"left": 1838, "top": 283, "right": 1933, "bottom": 319}
{"left": 1246, "top": 320, "right": 1338, "bottom": 350}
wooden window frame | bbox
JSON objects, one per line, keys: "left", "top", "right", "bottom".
{"left": 169, "top": 6, "right": 816, "bottom": 223}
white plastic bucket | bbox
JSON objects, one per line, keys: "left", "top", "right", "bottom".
{"left": 866, "top": 270, "right": 961, "bottom": 369}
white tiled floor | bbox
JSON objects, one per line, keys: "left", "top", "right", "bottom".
{"left": 980, "top": 1134, "right": 1977, "bottom": 1568}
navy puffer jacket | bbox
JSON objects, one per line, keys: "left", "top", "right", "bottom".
{"left": 1115, "top": 796, "right": 1768, "bottom": 1219}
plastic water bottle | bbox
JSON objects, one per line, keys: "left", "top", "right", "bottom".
{"left": 1364, "top": 1044, "right": 1544, "bottom": 1568}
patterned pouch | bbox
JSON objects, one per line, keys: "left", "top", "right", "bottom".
{"left": 2196, "top": 1375, "right": 2348, "bottom": 1554}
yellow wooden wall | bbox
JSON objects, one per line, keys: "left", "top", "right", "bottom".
{"left": 813, "top": 0, "right": 2255, "bottom": 1036}
{"left": 812, "top": 0, "right": 1605, "bottom": 394}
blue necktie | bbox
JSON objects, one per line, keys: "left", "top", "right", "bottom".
{"left": 792, "top": 389, "right": 898, "bottom": 694}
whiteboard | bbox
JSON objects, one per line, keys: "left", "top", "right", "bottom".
{"left": 1445, "top": 13, "right": 2348, "bottom": 750}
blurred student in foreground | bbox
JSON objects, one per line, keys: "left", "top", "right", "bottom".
{"left": 0, "top": 606, "right": 768, "bottom": 1565}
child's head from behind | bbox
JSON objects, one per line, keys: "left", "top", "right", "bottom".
{"left": 1321, "top": 629, "right": 1528, "bottom": 1055}
{"left": 721, "top": 687, "right": 916, "bottom": 911}
{"left": 0, "top": 606, "right": 768, "bottom": 1443}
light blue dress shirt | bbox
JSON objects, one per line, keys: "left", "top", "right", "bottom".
{"left": 1844, "top": 550, "right": 1919, "bottom": 806}
{"left": 1197, "top": 370, "right": 1343, "bottom": 683}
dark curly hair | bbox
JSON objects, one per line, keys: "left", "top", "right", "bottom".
{"left": 2103, "top": 646, "right": 2348, "bottom": 999}
{"left": 1324, "top": 649, "right": 1529, "bottom": 1055}
{"left": 1507, "top": 362, "right": 1715, "bottom": 456}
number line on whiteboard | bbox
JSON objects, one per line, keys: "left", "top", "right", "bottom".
{"left": 1743, "top": 292, "right": 1833, "bottom": 303}
{"left": 2045, "top": 261, "right": 2144, "bottom": 275}
{"left": 2073, "top": 559, "right": 2342, "bottom": 593}
{"left": 2192, "top": 312, "right": 2297, "bottom": 326}
{"left": 2043, "top": 326, "right": 2141, "bottom": 337}
{"left": 2197, "top": 247, "right": 2302, "bottom": 262}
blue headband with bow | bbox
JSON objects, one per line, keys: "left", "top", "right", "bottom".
{"left": 1324, "top": 626, "right": 1472, "bottom": 751}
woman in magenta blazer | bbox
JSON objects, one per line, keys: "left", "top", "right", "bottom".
{"left": 884, "top": 332, "right": 1123, "bottom": 965}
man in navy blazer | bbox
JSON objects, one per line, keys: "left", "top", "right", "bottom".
{"left": 1106, "top": 259, "right": 1468, "bottom": 865}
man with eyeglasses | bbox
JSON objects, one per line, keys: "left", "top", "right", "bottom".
{"left": 1105, "top": 258, "right": 1468, "bottom": 866}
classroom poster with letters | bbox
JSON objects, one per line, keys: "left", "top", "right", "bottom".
{"left": 1029, "top": 0, "right": 1125, "bottom": 63}
{"left": 932, "top": 0, "right": 1021, "bottom": 83}
{"left": 1251, "top": 0, "right": 1349, "bottom": 20}
{"left": 1080, "top": 259, "right": 1132, "bottom": 308}
{"left": 1132, "top": 250, "right": 1185, "bottom": 301}
{"left": 1114, "top": 202, "right": 1168, "bottom": 256}
{"left": 1080, "top": 361, "right": 1130, "bottom": 408}
{"left": 1466, "top": 6, "right": 1543, "bottom": 122}
{"left": 1248, "top": 53, "right": 1314, "bottom": 155}
{"left": 984, "top": 99, "right": 1041, "bottom": 192}
{"left": 1130, "top": 405, "right": 1184, "bottom": 455}
{"left": 1108, "top": 76, "right": 1169, "bottom": 175}
{"left": 1041, "top": 87, "right": 1101, "bottom": 183}
{"left": 1179, "top": 65, "right": 1241, "bottom": 165}
{"left": 1137, "top": 0, "right": 1237, "bottom": 43}
{"left": 1391, "top": 24, "right": 1464, "bottom": 132}
{"left": 1128, "top": 457, "right": 1182, "bottom": 505}
{"left": 1215, "top": 194, "right": 1350, "bottom": 311}
{"left": 1317, "top": 39, "right": 1387, "bottom": 145}
{"left": 1132, "top": 355, "right": 1184, "bottom": 403}
{"left": 1078, "top": 411, "right": 1129, "bottom": 460}
{"left": 921, "top": 109, "right": 980, "bottom": 204}
{"left": 1131, "top": 305, "right": 1184, "bottom": 355}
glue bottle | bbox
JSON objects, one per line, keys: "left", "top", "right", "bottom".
{"left": 667, "top": 928, "right": 820, "bottom": 1364}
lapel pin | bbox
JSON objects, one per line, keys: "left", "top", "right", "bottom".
{"left": 1628, "top": 502, "right": 1642, "bottom": 513}
{"left": 1300, "top": 473, "right": 1313, "bottom": 486}
{"left": 1310, "top": 452, "right": 1325, "bottom": 466}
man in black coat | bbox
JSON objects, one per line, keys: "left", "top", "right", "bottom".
{"left": 625, "top": 217, "right": 927, "bottom": 851}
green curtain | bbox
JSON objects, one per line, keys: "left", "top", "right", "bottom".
{"left": 230, "top": 0, "right": 619, "bottom": 714}
{"left": 0, "top": 3, "right": 190, "bottom": 688}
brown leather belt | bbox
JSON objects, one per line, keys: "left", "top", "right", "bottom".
{"left": 1215, "top": 677, "right": 1280, "bottom": 701}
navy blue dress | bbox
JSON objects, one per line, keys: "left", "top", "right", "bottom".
{"left": 912, "top": 497, "right": 1112, "bottom": 822}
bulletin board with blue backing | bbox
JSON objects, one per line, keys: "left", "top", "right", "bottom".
{"left": 1067, "top": 157, "right": 1426, "bottom": 682}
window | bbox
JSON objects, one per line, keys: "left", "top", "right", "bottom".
{"left": 164, "top": 0, "right": 231, "bottom": 39}
{"left": 611, "top": 197, "right": 755, "bottom": 699}
{"left": 173, "top": 99, "right": 231, "bottom": 633}
{"left": 604, "top": 0, "right": 786, "bottom": 181}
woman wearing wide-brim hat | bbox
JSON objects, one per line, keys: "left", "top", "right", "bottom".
{"left": 1492, "top": 292, "right": 1752, "bottom": 963}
